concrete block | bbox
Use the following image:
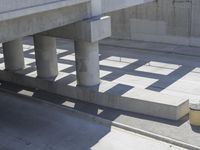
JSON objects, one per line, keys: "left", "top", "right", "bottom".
{"left": 122, "top": 88, "right": 189, "bottom": 120}
{"left": 189, "top": 102, "right": 200, "bottom": 126}
{"left": 106, "top": 0, "right": 200, "bottom": 47}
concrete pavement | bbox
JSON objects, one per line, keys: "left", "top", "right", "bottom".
{"left": 0, "top": 91, "right": 185, "bottom": 150}
{"left": 0, "top": 37, "right": 189, "bottom": 120}
{"left": 0, "top": 37, "right": 200, "bottom": 147}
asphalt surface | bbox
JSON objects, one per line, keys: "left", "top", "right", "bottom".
{"left": 0, "top": 90, "right": 186, "bottom": 150}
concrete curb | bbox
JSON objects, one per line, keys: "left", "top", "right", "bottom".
{"left": 0, "top": 70, "right": 189, "bottom": 120}
{"left": 0, "top": 87, "right": 199, "bottom": 150}
{"left": 111, "top": 122, "right": 200, "bottom": 150}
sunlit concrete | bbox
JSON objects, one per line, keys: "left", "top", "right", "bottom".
{"left": 108, "top": 0, "right": 200, "bottom": 46}
{"left": 0, "top": 38, "right": 191, "bottom": 120}
{"left": 42, "top": 16, "right": 111, "bottom": 43}
{"left": 0, "top": 91, "right": 186, "bottom": 150}
{"left": 1, "top": 80, "right": 200, "bottom": 149}
{"left": 75, "top": 41, "right": 100, "bottom": 87}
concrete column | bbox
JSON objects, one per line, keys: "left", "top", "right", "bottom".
{"left": 75, "top": 41, "right": 100, "bottom": 87}
{"left": 2, "top": 39, "right": 25, "bottom": 71}
{"left": 74, "top": 0, "right": 102, "bottom": 87}
{"left": 33, "top": 35, "right": 58, "bottom": 79}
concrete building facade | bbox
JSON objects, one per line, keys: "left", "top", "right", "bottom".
{"left": 108, "top": 0, "right": 200, "bottom": 46}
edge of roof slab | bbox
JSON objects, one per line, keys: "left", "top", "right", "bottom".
{"left": 0, "top": 69, "right": 189, "bottom": 121}
{"left": 0, "top": 0, "right": 154, "bottom": 43}
{"left": 0, "top": 0, "right": 153, "bottom": 22}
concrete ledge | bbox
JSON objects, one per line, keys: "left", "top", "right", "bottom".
{"left": 0, "top": 0, "right": 90, "bottom": 22}
{"left": 0, "top": 70, "right": 189, "bottom": 120}
{"left": 0, "top": 3, "right": 90, "bottom": 43}
{"left": 42, "top": 16, "right": 111, "bottom": 42}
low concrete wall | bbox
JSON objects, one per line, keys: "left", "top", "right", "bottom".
{"left": 107, "top": 0, "right": 200, "bottom": 47}
{"left": 0, "top": 69, "right": 189, "bottom": 120}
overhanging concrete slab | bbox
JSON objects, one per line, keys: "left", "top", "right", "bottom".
{"left": 0, "top": 0, "right": 90, "bottom": 22}
{"left": 0, "top": 2, "right": 90, "bottom": 43}
{"left": 0, "top": 0, "right": 153, "bottom": 42}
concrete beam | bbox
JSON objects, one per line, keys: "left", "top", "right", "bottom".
{"left": 42, "top": 16, "right": 111, "bottom": 42}
{"left": 0, "top": 2, "right": 90, "bottom": 43}
{"left": 0, "top": 0, "right": 153, "bottom": 43}
{"left": 0, "top": 0, "right": 90, "bottom": 22}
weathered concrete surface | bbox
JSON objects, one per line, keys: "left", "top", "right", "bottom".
{"left": 2, "top": 39, "right": 24, "bottom": 71}
{"left": 0, "top": 91, "right": 186, "bottom": 150}
{"left": 0, "top": 37, "right": 200, "bottom": 147}
{"left": 0, "top": 37, "right": 190, "bottom": 120}
{"left": 33, "top": 35, "right": 58, "bottom": 79}
{"left": 0, "top": 69, "right": 189, "bottom": 120}
{"left": 75, "top": 41, "right": 100, "bottom": 86}
{"left": 100, "top": 38, "right": 200, "bottom": 104}
{"left": 107, "top": 0, "right": 200, "bottom": 46}
{"left": 0, "top": 0, "right": 153, "bottom": 43}
{"left": 42, "top": 16, "right": 112, "bottom": 43}
{"left": 0, "top": 0, "right": 89, "bottom": 21}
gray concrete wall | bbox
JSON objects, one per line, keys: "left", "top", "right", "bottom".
{"left": 107, "top": 0, "right": 200, "bottom": 47}
{"left": 0, "top": 0, "right": 63, "bottom": 13}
